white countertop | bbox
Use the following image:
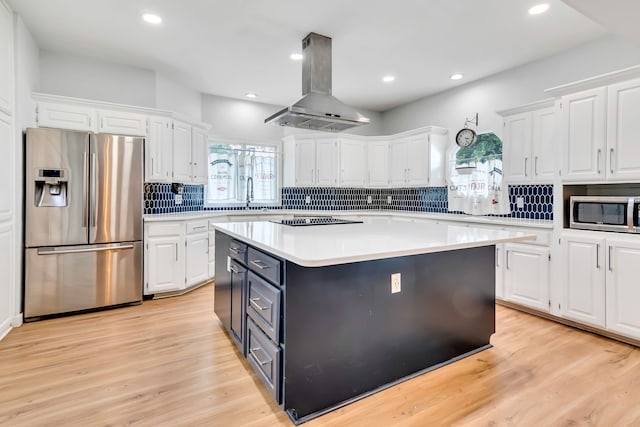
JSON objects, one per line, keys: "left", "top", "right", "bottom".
{"left": 144, "top": 209, "right": 553, "bottom": 229}
{"left": 214, "top": 218, "right": 536, "bottom": 267}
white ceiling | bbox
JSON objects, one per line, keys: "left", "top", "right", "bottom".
{"left": 8, "top": 0, "right": 608, "bottom": 112}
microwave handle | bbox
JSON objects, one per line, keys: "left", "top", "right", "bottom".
{"left": 628, "top": 199, "right": 635, "bottom": 232}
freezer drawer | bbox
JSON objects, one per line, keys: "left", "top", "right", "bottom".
{"left": 24, "top": 242, "right": 142, "bottom": 319}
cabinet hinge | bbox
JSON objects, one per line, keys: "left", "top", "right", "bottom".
{"left": 35, "top": 105, "right": 39, "bottom": 123}
{"left": 548, "top": 254, "right": 551, "bottom": 261}
{"left": 548, "top": 300, "right": 551, "bottom": 308}
{"left": 558, "top": 303, "right": 561, "bottom": 310}
{"left": 558, "top": 238, "right": 561, "bottom": 245}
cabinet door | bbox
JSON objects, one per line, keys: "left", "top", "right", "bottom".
{"left": 406, "top": 136, "right": 429, "bottom": 186}
{"left": 389, "top": 140, "right": 407, "bottom": 187}
{"left": 191, "top": 127, "right": 209, "bottom": 184}
{"left": 229, "top": 261, "right": 247, "bottom": 351}
{"left": 0, "top": 113, "right": 11, "bottom": 222}
{"left": 339, "top": 139, "right": 366, "bottom": 187}
{"left": 562, "top": 234, "right": 606, "bottom": 328}
{"left": 367, "top": 141, "right": 389, "bottom": 187}
{"left": 531, "top": 106, "right": 556, "bottom": 181}
{"left": 294, "top": 140, "right": 316, "bottom": 186}
{"left": 36, "top": 102, "right": 96, "bottom": 132}
{"left": 98, "top": 110, "right": 148, "bottom": 136}
{"left": 562, "top": 88, "right": 607, "bottom": 182}
{"left": 607, "top": 78, "right": 640, "bottom": 181}
{"left": 172, "top": 120, "right": 192, "bottom": 183}
{"left": 504, "top": 243, "right": 549, "bottom": 312}
{"left": 495, "top": 244, "right": 505, "bottom": 300}
{"left": 427, "top": 133, "right": 447, "bottom": 187}
{"left": 146, "top": 235, "right": 185, "bottom": 294}
{"left": 606, "top": 238, "right": 640, "bottom": 340}
{"left": 145, "top": 116, "right": 172, "bottom": 182}
{"left": 503, "top": 112, "right": 532, "bottom": 183}
{"left": 0, "top": 1, "right": 12, "bottom": 116}
{"left": 315, "top": 139, "right": 338, "bottom": 186}
{"left": 186, "top": 233, "right": 209, "bottom": 287}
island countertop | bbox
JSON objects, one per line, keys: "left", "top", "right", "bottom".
{"left": 213, "top": 217, "right": 536, "bottom": 267}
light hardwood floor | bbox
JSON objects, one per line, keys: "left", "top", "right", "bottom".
{"left": 1, "top": 283, "right": 639, "bottom": 427}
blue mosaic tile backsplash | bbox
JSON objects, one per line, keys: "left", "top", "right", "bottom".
{"left": 144, "top": 182, "right": 553, "bottom": 220}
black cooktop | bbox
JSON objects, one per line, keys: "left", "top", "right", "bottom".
{"left": 272, "top": 217, "right": 364, "bottom": 226}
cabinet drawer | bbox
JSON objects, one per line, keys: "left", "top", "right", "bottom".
{"left": 146, "top": 222, "right": 182, "bottom": 237}
{"left": 229, "top": 240, "right": 247, "bottom": 263}
{"left": 247, "top": 318, "right": 281, "bottom": 403}
{"left": 186, "top": 219, "right": 208, "bottom": 234}
{"left": 247, "top": 271, "right": 281, "bottom": 343}
{"left": 247, "top": 247, "right": 281, "bottom": 285}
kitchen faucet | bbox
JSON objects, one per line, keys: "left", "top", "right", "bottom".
{"left": 246, "top": 176, "right": 254, "bottom": 208}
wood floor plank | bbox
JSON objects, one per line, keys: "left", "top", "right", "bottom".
{"left": 1, "top": 284, "right": 639, "bottom": 426}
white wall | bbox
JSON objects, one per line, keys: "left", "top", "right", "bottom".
{"left": 382, "top": 36, "right": 640, "bottom": 139}
{"left": 201, "top": 93, "right": 285, "bottom": 142}
{"left": 13, "top": 13, "right": 40, "bottom": 325}
{"left": 39, "top": 50, "right": 156, "bottom": 107}
{"left": 156, "top": 73, "right": 201, "bottom": 120}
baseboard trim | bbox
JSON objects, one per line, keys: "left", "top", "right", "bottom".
{"left": 151, "top": 279, "right": 213, "bottom": 299}
{"left": 0, "top": 317, "right": 12, "bottom": 342}
{"left": 11, "top": 313, "right": 23, "bottom": 327}
{"left": 496, "top": 300, "right": 640, "bottom": 348}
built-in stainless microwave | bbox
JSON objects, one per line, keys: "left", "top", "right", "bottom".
{"left": 570, "top": 196, "right": 640, "bottom": 233}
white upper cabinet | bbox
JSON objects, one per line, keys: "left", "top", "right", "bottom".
{"left": 339, "top": 138, "right": 366, "bottom": 187}
{"left": 499, "top": 100, "right": 556, "bottom": 184}
{"left": 561, "top": 88, "right": 607, "bottom": 182}
{"left": 315, "top": 139, "right": 338, "bottom": 186}
{"left": 191, "top": 126, "right": 209, "bottom": 184}
{"left": 531, "top": 106, "right": 556, "bottom": 180}
{"left": 97, "top": 110, "right": 148, "bottom": 136}
{"left": 606, "top": 78, "right": 640, "bottom": 181}
{"left": 36, "top": 101, "right": 97, "bottom": 132}
{"left": 283, "top": 127, "right": 447, "bottom": 188}
{"left": 0, "top": 1, "right": 13, "bottom": 116}
{"left": 145, "top": 116, "right": 172, "bottom": 182}
{"left": 286, "top": 137, "right": 338, "bottom": 187}
{"left": 367, "top": 140, "right": 389, "bottom": 187}
{"left": 172, "top": 120, "right": 192, "bottom": 183}
{"left": 389, "top": 131, "right": 445, "bottom": 187}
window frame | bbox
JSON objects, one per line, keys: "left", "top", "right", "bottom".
{"left": 203, "top": 137, "right": 282, "bottom": 209}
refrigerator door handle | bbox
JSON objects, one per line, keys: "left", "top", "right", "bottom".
{"left": 83, "top": 151, "right": 89, "bottom": 227}
{"left": 37, "top": 244, "right": 135, "bottom": 255}
{"left": 91, "top": 152, "right": 97, "bottom": 227}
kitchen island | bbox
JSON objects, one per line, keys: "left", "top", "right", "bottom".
{"left": 213, "top": 218, "right": 534, "bottom": 424}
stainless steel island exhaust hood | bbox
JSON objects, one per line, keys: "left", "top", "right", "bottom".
{"left": 265, "top": 32, "right": 370, "bottom": 132}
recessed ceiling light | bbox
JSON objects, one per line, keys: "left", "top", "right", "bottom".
{"left": 382, "top": 75, "right": 395, "bottom": 83}
{"left": 290, "top": 53, "right": 303, "bottom": 61}
{"left": 450, "top": 73, "right": 464, "bottom": 80}
{"left": 528, "top": 3, "right": 550, "bottom": 15}
{"left": 245, "top": 92, "right": 258, "bottom": 99}
{"left": 142, "top": 13, "right": 162, "bottom": 24}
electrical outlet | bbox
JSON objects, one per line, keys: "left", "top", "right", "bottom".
{"left": 516, "top": 197, "right": 524, "bottom": 209}
{"left": 391, "top": 273, "right": 401, "bottom": 293}
{"left": 174, "top": 194, "right": 183, "bottom": 205}
{"left": 387, "top": 196, "right": 392, "bottom": 204}
{"left": 367, "top": 195, "right": 372, "bottom": 204}
{"left": 305, "top": 195, "right": 311, "bottom": 204}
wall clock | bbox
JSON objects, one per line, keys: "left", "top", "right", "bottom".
{"left": 455, "top": 127, "right": 476, "bottom": 147}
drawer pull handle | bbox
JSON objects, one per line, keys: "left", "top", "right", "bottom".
{"left": 192, "top": 225, "right": 206, "bottom": 230}
{"left": 230, "top": 266, "right": 244, "bottom": 274}
{"left": 250, "top": 297, "right": 269, "bottom": 311}
{"left": 229, "top": 247, "right": 245, "bottom": 255}
{"left": 249, "top": 347, "right": 271, "bottom": 366}
{"left": 250, "top": 259, "right": 271, "bottom": 269}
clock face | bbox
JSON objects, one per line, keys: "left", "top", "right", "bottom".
{"left": 456, "top": 128, "right": 476, "bottom": 147}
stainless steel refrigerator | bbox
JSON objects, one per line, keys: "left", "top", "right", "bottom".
{"left": 24, "top": 127, "right": 143, "bottom": 320}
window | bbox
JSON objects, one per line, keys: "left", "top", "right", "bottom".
{"left": 448, "top": 132, "right": 510, "bottom": 215}
{"left": 205, "top": 141, "right": 280, "bottom": 207}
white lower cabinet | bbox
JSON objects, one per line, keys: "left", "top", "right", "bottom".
{"left": 495, "top": 244, "right": 505, "bottom": 299}
{"left": 145, "top": 219, "right": 213, "bottom": 296}
{"left": 145, "top": 222, "right": 185, "bottom": 294}
{"left": 504, "top": 243, "right": 550, "bottom": 312}
{"left": 605, "top": 237, "right": 640, "bottom": 340}
{"left": 561, "top": 231, "right": 640, "bottom": 340}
